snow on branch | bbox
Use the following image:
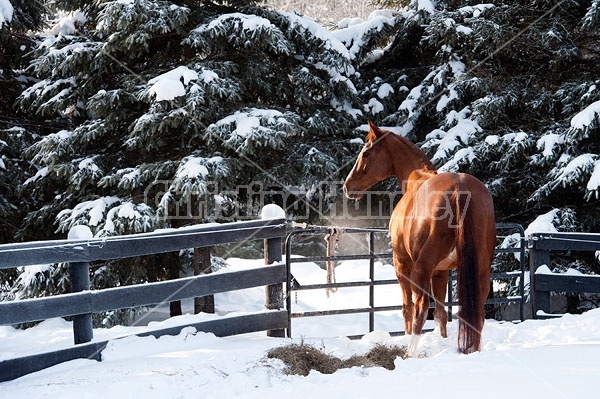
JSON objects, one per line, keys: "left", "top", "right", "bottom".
{"left": 19, "top": 78, "right": 77, "bottom": 116}
{"left": 478, "top": 131, "right": 532, "bottom": 173}
{"left": 280, "top": 11, "right": 350, "bottom": 60}
{"left": 569, "top": 100, "right": 600, "bottom": 140}
{"left": 148, "top": 66, "right": 199, "bottom": 102}
{"left": 0, "top": 0, "right": 13, "bottom": 29}
{"left": 67, "top": 156, "right": 104, "bottom": 191}
{"left": 24, "top": 130, "right": 76, "bottom": 166}
{"left": 533, "top": 154, "right": 599, "bottom": 201}
{"left": 582, "top": 0, "right": 600, "bottom": 31}
{"left": 586, "top": 160, "right": 600, "bottom": 199}
{"left": 536, "top": 133, "right": 565, "bottom": 159}
{"left": 140, "top": 64, "right": 241, "bottom": 111}
{"left": 422, "top": 107, "right": 481, "bottom": 170}
{"left": 56, "top": 197, "right": 155, "bottom": 236}
{"left": 332, "top": 10, "right": 397, "bottom": 61}
{"left": 186, "top": 12, "right": 292, "bottom": 57}
{"left": 204, "top": 108, "right": 300, "bottom": 156}
{"left": 97, "top": 0, "right": 189, "bottom": 55}
{"left": 170, "top": 155, "right": 231, "bottom": 199}
{"left": 553, "top": 154, "right": 597, "bottom": 188}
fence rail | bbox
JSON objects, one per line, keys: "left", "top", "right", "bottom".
{"left": 5, "top": 220, "right": 600, "bottom": 381}
{"left": 0, "top": 218, "right": 287, "bottom": 382}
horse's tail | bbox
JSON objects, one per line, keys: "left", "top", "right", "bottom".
{"left": 454, "top": 189, "right": 484, "bottom": 354}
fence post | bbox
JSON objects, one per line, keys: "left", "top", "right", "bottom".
{"left": 265, "top": 235, "right": 284, "bottom": 337}
{"left": 529, "top": 235, "right": 551, "bottom": 318}
{"left": 67, "top": 226, "right": 94, "bottom": 345}
{"left": 368, "top": 231, "right": 375, "bottom": 333}
{"left": 70, "top": 261, "right": 94, "bottom": 345}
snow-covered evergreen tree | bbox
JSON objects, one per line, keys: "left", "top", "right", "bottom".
{"left": 0, "top": 1, "right": 47, "bottom": 244}
{"left": 10, "top": 0, "right": 600, "bottom": 315}
{"left": 364, "top": 0, "right": 600, "bottom": 311}
{"left": 0, "top": 0, "right": 49, "bottom": 299}
{"left": 10, "top": 0, "right": 397, "bottom": 315}
{"left": 18, "top": 0, "right": 397, "bottom": 238}
{"left": 368, "top": 0, "right": 600, "bottom": 228}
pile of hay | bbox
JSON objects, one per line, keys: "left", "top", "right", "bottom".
{"left": 266, "top": 342, "right": 407, "bottom": 376}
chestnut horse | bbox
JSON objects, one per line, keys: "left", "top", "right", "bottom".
{"left": 344, "top": 121, "right": 495, "bottom": 355}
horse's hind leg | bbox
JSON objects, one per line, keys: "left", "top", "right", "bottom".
{"left": 407, "top": 263, "right": 433, "bottom": 356}
{"left": 394, "top": 252, "right": 413, "bottom": 335}
{"left": 431, "top": 270, "right": 449, "bottom": 338}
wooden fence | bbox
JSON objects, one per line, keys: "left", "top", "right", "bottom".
{"left": 4, "top": 223, "right": 600, "bottom": 381}
{"left": 529, "top": 232, "right": 600, "bottom": 317}
{"left": 0, "top": 218, "right": 287, "bottom": 382}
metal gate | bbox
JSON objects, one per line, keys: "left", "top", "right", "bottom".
{"left": 284, "top": 223, "right": 526, "bottom": 339}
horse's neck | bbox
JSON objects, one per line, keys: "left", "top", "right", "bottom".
{"left": 387, "top": 134, "right": 436, "bottom": 185}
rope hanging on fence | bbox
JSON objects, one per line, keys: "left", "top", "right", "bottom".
{"left": 325, "top": 227, "right": 343, "bottom": 297}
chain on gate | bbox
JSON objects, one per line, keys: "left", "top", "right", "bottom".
{"left": 325, "top": 227, "right": 344, "bottom": 297}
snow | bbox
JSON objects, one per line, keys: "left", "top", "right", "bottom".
{"left": 23, "top": 166, "right": 49, "bottom": 185}
{"left": 436, "top": 87, "right": 458, "bottom": 111}
{"left": 537, "top": 133, "right": 565, "bottom": 158}
{"left": 457, "top": 4, "right": 495, "bottom": 18}
{"left": 455, "top": 25, "right": 473, "bottom": 35}
{"left": 212, "top": 109, "right": 288, "bottom": 138}
{"left": 12, "top": 264, "right": 53, "bottom": 293}
{"left": 364, "top": 97, "right": 384, "bottom": 114}
{"left": 57, "top": 196, "right": 121, "bottom": 228}
{"left": 448, "top": 59, "right": 466, "bottom": 78}
{"left": 2, "top": 257, "right": 600, "bottom": 397}
{"left": 148, "top": 66, "right": 199, "bottom": 102}
{"left": 67, "top": 225, "right": 93, "bottom": 240}
{"left": 331, "top": 10, "right": 397, "bottom": 61}
{"left": 48, "top": 11, "right": 87, "bottom": 36}
{"left": 524, "top": 209, "right": 558, "bottom": 237}
{"left": 535, "top": 265, "right": 553, "bottom": 275}
{"left": 555, "top": 153, "right": 597, "bottom": 187}
{"left": 484, "top": 135, "right": 499, "bottom": 145}
{"left": 399, "top": 85, "right": 424, "bottom": 116}
{"left": 415, "top": 0, "right": 436, "bottom": 14}
{"left": 77, "top": 156, "right": 100, "bottom": 172}
{"left": 376, "top": 83, "right": 394, "bottom": 99}
{"left": 260, "top": 204, "right": 285, "bottom": 220}
{"left": 536, "top": 264, "right": 600, "bottom": 279}
{"left": 0, "top": 0, "right": 13, "bottom": 29}
{"left": 175, "top": 157, "right": 210, "bottom": 179}
{"left": 281, "top": 11, "right": 350, "bottom": 61}
{"left": 193, "top": 12, "right": 274, "bottom": 36}
{"left": 356, "top": 123, "right": 411, "bottom": 137}
{"left": 570, "top": 100, "right": 600, "bottom": 129}
{"left": 586, "top": 160, "right": 600, "bottom": 192}
{"left": 117, "top": 202, "right": 137, "bottom": 220}
{"left": 426, "top": 109, "right": 482, "bottom": 168}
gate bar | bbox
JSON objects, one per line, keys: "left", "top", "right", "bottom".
{"left": 285, "top": 223, "right": 526, "bottom": 338}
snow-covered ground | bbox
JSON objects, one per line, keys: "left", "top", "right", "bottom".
{"left": 1, "top": 257, "right": 600, "bottom": 398}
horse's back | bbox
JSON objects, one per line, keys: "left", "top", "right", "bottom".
{"left": 391, "top": 171, "right": 495, "bottom": 264}
{"left": 421, "top": 172, "right": 495, "bottom": 249}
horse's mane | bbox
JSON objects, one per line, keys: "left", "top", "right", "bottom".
{"left": 368, "top": 128, "right": 436, "bottom": 172}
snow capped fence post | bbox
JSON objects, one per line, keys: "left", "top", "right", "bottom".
{"left": 262, "top": 205, "right": 286, "bottom": 337}
{"left": 528, "top": 238, "right": 551, "bottom": 318}
{"left": 68, "top": 226, "right": 94, "bottom": 346}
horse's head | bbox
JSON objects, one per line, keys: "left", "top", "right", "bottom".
{"left": 343, "top": 121, "right": 394, "bottom": 200}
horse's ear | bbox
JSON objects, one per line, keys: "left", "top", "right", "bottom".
{"left": 366, "top": 120, "right": 383, "bottom": 142}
